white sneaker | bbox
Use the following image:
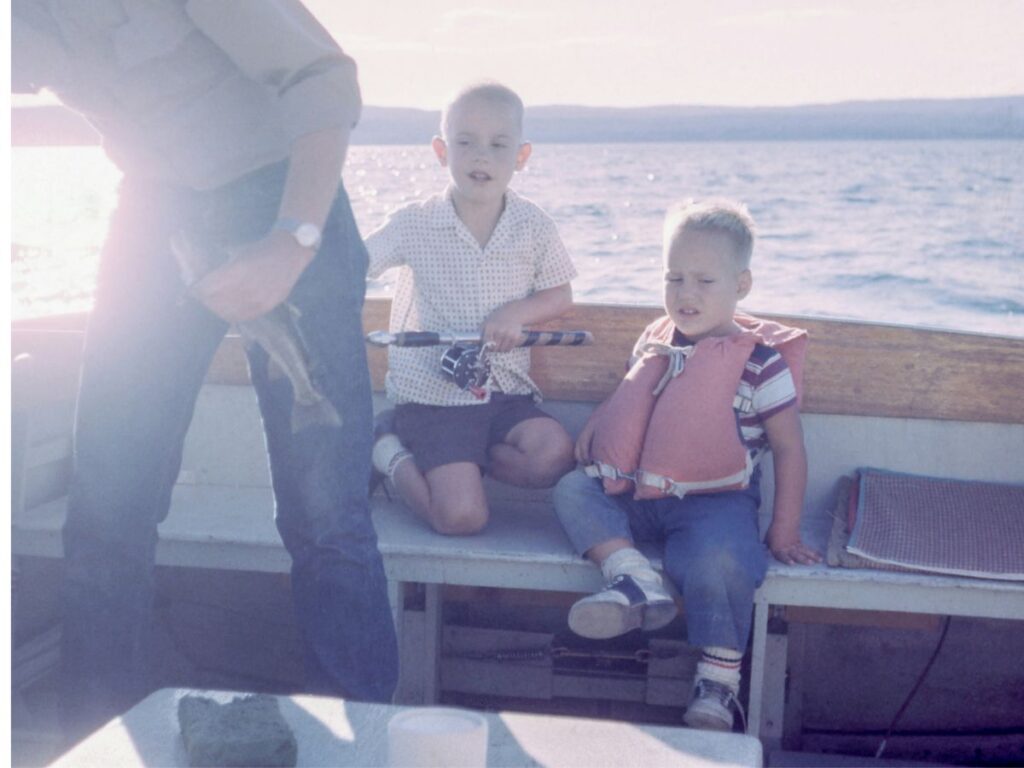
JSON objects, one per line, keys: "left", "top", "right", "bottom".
{"left": 568, "top": 574, "right": 677, "bottom": 639}
{"left": 683, "top": 678, "right": 744, "bottom": 732}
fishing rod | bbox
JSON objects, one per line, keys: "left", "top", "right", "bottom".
{"left": 365, "top": 329, "right": 593, "bottom": 348}
{"left": 365, "top": 329, "right": 594, "bottom": 393}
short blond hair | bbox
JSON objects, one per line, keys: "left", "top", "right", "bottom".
{"left": 441, "top": 81, "right": 525, "bottom": 138}
{"left": 663, "top": 198, "right": 756, "bottom": 269}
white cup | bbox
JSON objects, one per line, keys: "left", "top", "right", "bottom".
{"left": 387, "top": 707, "right": 489, "bottom": 767}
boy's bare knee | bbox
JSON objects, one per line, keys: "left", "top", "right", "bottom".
{"left": 533, "top": 455, "right": 575, "bottom": 488}
{"left": 526, "top": 432, "right": 575, "bottom": 487}
{"left": 429, "top": 503, "right": 488, "bottom": 535}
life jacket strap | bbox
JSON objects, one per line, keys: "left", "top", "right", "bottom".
{"left": 584, "top": 461, "right": 635, "bottom": 483}
{"left": 637, "top": 341, "right": 695, "bottom": 396}
{"left": 636, "top": 452, "right": 755, "bottom": 499}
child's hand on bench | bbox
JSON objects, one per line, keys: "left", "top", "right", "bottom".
{"left": 767, "top": 522, "right": 822, "bottom": 565}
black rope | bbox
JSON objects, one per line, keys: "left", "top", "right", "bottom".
{"left": 875, "top": 615, "right": 952, "bottom": 759}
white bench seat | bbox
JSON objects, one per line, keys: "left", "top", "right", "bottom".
{"left": 15, "top": 478, "right": 1024, "bottom": 742}
{"left": 15, "top": 486, "right": 610, "bottom": 589}
{"left": 23, "top": 482, "right": 1024, "bottom": 618}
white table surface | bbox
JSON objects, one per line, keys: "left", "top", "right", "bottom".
{"left": 52, "top": 688, "right": 763, "bottom": 768}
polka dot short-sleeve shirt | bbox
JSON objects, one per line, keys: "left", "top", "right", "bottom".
{"left": 366, "top": 187, "right": 578, "bottom": 405}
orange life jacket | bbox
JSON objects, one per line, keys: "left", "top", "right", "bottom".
{"left": 584, "top": 313, "right": 808, "bottom": 499}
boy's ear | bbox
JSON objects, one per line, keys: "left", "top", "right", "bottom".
{"left": 515, "top": 141, "right": 532, "bottom": 171}
{"left": 737, "top": 269, "right": 753, "bottom": 299}
{"left": 432, "top": 136, "right": 448, "bottom": 167}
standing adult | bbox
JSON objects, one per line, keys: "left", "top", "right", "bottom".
{"left": 12, "top": 0, "right": 398, "bottom": 743}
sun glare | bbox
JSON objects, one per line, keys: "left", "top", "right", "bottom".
{"left": 11, "top": 147, "right": 122, "bottom": 319}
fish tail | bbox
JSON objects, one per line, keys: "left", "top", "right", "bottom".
{"left": 289, "top": 399, "right": 343, "bottom": 434}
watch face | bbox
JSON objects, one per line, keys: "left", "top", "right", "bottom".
{"left": 294, "top": 223, "right": 321, "bottom": 248}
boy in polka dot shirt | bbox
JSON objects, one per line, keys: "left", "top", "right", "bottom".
{"left": 366, "top": 81, "right": 578, "bottom": 535}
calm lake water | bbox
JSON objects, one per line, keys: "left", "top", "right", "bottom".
{"left": 11, "top": 140, "right": 1024, "bottom": 337}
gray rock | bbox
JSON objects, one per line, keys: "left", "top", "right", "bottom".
{"left": 178, "top": 693, "right": 297, "bottom": 767}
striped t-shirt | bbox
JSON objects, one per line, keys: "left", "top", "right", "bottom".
{"left": 734, "top": 342, "right": 798, "bottom": 461}
{"left": 631, "top": 326, "right": 798, "bottom": 466}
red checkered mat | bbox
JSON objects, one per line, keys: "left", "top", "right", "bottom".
{"left": 846, "top": 468, "right": 1024, "bottom": 581}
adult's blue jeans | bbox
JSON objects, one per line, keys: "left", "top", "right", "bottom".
{"left": 60, "top": 163, "right": 398, "bottom": 742}
{"left": 553, "top": 469, "right": 768, "bottom": 651}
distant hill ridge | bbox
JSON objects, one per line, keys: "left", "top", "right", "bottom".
{"left": 13, "top": 96, "right": 1024, "bottom": 146}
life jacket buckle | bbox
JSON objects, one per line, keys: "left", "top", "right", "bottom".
{"left": 585, "top": 462, "right": 635, "bottom": 483}
{"left": 733, "top": 393, "right": 754, "bottom": 413}
{"left": 637, "top": 471, "right": 675, "bottom": 495}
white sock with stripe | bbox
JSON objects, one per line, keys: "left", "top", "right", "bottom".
{"left": 696, "top": 646, "right": 743, "bottom": 693}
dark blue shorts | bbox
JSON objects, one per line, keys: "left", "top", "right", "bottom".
{"left": 395, "top": 393, "right": 553, "bottom": 472}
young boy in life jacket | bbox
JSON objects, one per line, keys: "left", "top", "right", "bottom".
{"left": 553, "top": 198, "right": 821, "bottom": 731}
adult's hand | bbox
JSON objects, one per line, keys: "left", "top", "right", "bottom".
{"left": 190, "top": 230, "right": 314, "bottom": 323}
{"left": 191, "top": 125, "right": 350, "bottom": 323}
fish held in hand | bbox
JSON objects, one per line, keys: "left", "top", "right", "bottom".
{"left": 171, "top": 234, "right": 342, "bottom": 433}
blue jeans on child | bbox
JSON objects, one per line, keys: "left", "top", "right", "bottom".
{"left": 60, "top": 162, "right": 399, "bottom": 742}
{"left": 553, "top": 468, "right": 768, "bottom": 650}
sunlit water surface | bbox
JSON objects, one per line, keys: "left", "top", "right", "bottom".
{"left": 11, "top": 141, "right": 1024, "bottom": 337}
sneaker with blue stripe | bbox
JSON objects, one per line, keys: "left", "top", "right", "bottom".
{"left": 567, "top": 574, "right": 677, "bottom": 639}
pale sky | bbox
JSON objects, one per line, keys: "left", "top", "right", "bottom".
{"left": 306, "top": 0, "right": 1024, "bottom": 109}
{"left": 5, "top": 0, "right": 1023, "bottom": 111}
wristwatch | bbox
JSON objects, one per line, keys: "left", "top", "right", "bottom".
{"left": 273, "top": 218, "right": 322, "bottom": 250}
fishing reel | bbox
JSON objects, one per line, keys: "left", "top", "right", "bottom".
{"left": 440, "top": 343, "right": 491, "bottom": 391}
{"left": 365, "top": 328, "right": 593, "bottom": 394}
